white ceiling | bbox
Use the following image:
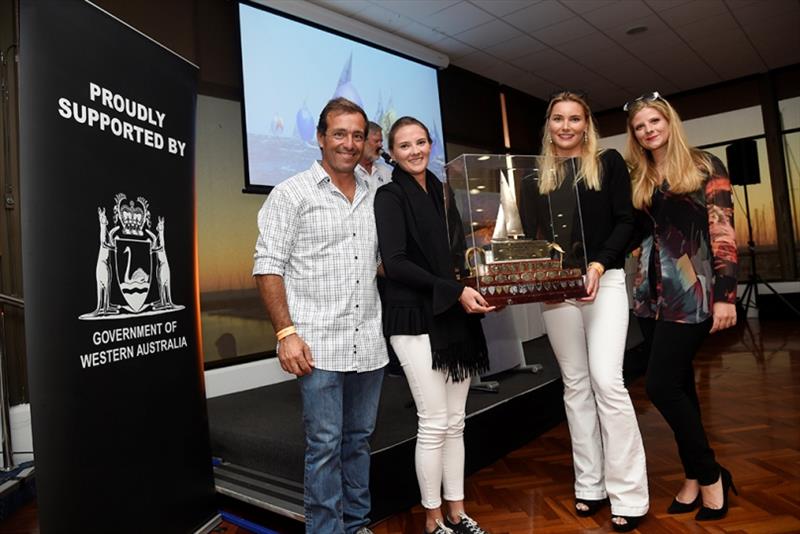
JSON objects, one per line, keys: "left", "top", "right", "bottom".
{"left": 307, "top": 0, "right": 800, "bottom": 111}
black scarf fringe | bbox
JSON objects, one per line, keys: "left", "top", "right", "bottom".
{"left": 431, "top": 342, "right": 490, "bottom": 383}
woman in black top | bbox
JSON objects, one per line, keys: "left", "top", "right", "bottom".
{"left": 375, "top": 117, "right": 492, "bottom": 534}
{"left": 535, "top": 92, "right": 649, "bottom": 532}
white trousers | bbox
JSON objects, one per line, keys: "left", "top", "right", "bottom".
{"left": 390, "top": 334, "right": 471, "bottom": 509}
{"left": 542, "top": 269, "right": 649, "bottom": 516}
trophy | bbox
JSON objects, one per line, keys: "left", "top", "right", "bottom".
{"left": 445, "top": 155, "right": 587, "bottom": 306}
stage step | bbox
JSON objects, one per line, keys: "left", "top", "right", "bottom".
{"left": 0, "top": 462, "right": 36, "bottom": 521}
{"left": 214, "top": 462, "right": 304, "bottom": 522}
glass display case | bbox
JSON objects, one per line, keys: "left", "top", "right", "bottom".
{"left": 444, "top": 154, "right": 588, "bottom": 306}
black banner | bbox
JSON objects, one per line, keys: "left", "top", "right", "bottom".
{"left": 19, "top": 1, "right": 216, "bottom": 531}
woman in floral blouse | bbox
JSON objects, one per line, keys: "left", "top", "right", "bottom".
{"left": 625, "top": 92, "right": 738, "bottom": 522}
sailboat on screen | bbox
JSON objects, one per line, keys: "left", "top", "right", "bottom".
{"left": 332, "top": 53, "right": 364, "bottom": 109}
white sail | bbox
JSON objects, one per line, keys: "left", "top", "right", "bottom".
{"left": 492, "top": 204, "right": 506, "bottom": 240}
{"left": 498, "top": 170, "right": 524, "bottom": 237}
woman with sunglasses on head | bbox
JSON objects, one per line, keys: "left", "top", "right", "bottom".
{"left": 534, "top": 92, "right": 649, "bottom": 532}
{"left": 374, "top": 116, "right": 493, "bottom": 534}
{"left": 624, "top": 92, "right": 738, "bottom": 521}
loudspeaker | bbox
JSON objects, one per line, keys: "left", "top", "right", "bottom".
{"left": 725, "top": 139, "right": 760, "bottom": 186}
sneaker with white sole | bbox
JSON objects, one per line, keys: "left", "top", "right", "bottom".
{"left": 444, "top": 512, "right": 487, "bottom": 534}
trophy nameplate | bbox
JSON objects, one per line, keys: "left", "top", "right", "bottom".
{"left": 461, "top": 248, "right": 587, "bottom": 306}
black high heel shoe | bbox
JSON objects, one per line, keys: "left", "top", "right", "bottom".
{"left": 610, "top": 514, "right": 645, "bottom": 532}
{"left": 695, "top": 466, "right": 738, "bottom": 521}
{"left": 667, "top": 494, "right": 701, "bottom": 514}
{"left": 574, "top": 498, "right": 607, "bottom": 517}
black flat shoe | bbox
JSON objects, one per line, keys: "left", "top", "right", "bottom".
{"left": 574, "top": 498, "right": 607, "bottom": 517}
{"left": 610, "top": 514, "right": 644, "bottom": 532}
{"left": 696, "top": 466, "right": 738, "bottom": 521}
{"left": 667, "top": 494, "right": 701, "bottom": 514}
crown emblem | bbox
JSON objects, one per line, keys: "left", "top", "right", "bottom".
{"left": 113, "top": 193, "right": 151, "bottom": 236}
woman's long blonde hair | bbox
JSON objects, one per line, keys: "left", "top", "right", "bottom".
{"left": 538, "top": 92, "right": 602, "bottom": 194}
{"left": 624, "top": 97, "right": 713, "bottom": 209}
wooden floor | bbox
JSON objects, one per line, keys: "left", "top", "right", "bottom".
{"left": 371, "top": 320, "right": 800, "bottom": 534}
{"left": 1, "top": 319, "right": 797, "bottom": 534}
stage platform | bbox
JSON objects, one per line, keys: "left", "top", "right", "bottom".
{"left": 208, "top": 320, "right": 645, "bottom": 523}
{"left": 208, "top": 335, "right": 564, "bottom": 522}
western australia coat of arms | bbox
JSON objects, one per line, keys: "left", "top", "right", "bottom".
{"left": 79, "top": 193, "right": 184, "bottom": 320}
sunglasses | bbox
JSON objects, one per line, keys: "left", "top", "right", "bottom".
{"left": 623, "top": 91, "right": 662, "bottom": 112}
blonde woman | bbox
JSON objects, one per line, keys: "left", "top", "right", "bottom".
{"left": 535, "top": 92, "right": 649, "bottom": 532}
{"left": 625, "top": 92, "right": 738, "bottom": 521}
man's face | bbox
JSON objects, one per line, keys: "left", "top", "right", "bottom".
{"left": 317, "top": 112, "right": 366, "bottom": 176}
{"left": 364, "top": 129, "right": 383, "bottom": 162}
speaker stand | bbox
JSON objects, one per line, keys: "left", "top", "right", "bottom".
{"left": 737, "top": 184, "right": 800, "bottom": 319}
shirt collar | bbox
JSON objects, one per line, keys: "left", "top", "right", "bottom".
{"left": 357, "top": 162, "right": 391, "bottom": 184}
{"left": 311, "top": 160, "right": 329, "bottom": 185}
{"left": 313, "top": 160, "right": 369, "bottom": 190}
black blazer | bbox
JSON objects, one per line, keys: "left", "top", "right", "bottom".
{"left": 518, "top": 149, "right": 634, "bottom": 270}
{"left": 375, "top": 167, "right": 489, "bottom": 380}
{"left": 374, "top": 168, "right": 463, "bottom": 337}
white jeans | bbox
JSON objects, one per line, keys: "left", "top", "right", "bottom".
{"left": 542, "top": 269, "right": 649, "bottom": 516}
{"left": 390, "top": 334, "right": 471, "bottom": 509}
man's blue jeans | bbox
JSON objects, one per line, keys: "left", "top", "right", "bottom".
{"left": 298, "top": 367, "right": 384, "bottom": 534}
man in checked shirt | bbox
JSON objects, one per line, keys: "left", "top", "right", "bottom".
{"left": 253, "top": 97, "right": 388, "bottom": 534}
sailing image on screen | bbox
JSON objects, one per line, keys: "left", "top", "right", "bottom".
{"left": 239, "top": 3, "right": 446, "bottom": 188}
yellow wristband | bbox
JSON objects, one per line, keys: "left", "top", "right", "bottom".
{"left": 276, "top": 325, "right": 296, "bottom": 341}
{"left": 588, "top": 262, "right": 605, "bottom": 276}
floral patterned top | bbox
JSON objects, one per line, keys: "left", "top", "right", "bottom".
{"left": 632, "top": 155, "right": 738, "bottom": 324}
